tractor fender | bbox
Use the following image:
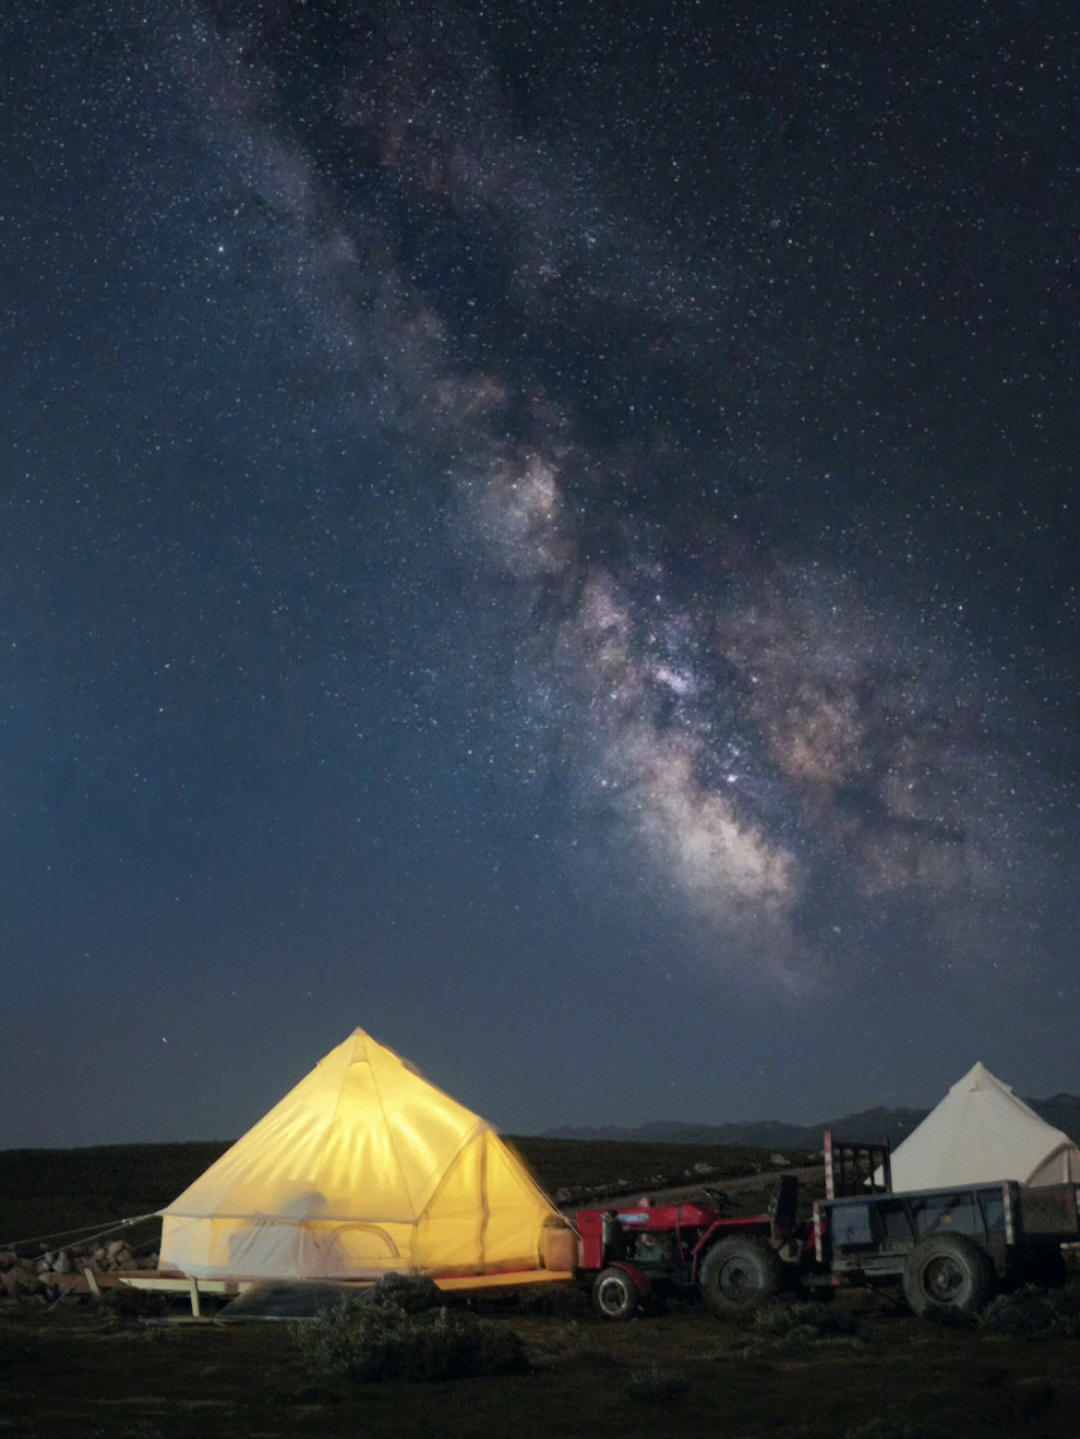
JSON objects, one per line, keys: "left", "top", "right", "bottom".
{"left": 691, "top": 1221, "right": 772, "bottom": 1284}
{"left": 606, "top": 1260, "right": 650, "bottom": 1298}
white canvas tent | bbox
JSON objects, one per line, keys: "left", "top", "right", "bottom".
{"left": 886, "top": 1061, "right": 1080, "bottom": 1192}
{"left": 159, "top": 1030, "right": 562, "bottom": 1282}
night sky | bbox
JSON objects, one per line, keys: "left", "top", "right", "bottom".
{"left": 4, "top": 0, "right": 1080, "bottom": 1150}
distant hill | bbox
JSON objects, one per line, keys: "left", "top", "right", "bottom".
{"left": 545, "top": 1094, "right": 1080, "bottom": 1150}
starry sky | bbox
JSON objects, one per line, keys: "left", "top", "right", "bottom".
{"left": 3, "top": 0, "right": 1080, "bottom": 1150}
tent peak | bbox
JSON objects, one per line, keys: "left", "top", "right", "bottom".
{"left": 159, "top": 1030, "right": 559, "bottom": 1282}
{"left": 956, "top": 1060, "right": 1010, "bottom": 1095}
{"left": 889, "top": 1061, "right": 1080, "bottom": 1191}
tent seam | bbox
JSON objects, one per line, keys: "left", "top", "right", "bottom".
{"left": 369, "top": 1046, "right": 425, "bottom": 1219}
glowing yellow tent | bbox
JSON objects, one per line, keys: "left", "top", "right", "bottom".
{"left": 158, "top": 1030, "right": 563, "bottom": 1282}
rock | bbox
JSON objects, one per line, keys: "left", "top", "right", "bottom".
{"left": 0, "top": 1252, "right": 17, "bottom": 1270}
{"left": 2, "top": 1266, "right": 37, "bottom": 1298}
{"left": 53, "top": 1251, "right": 72, "bottom": 1275}
{"left": 106, "top": 1240, "right": 127, "bottom": 1259}
{"left": 694, "top": 1162, "right": 713, "bottom": 1174}
{"left": 770, "top": 1154, "right": 789, "bottom": 1167}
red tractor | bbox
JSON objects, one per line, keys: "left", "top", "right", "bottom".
{"left": 575, "top": 1178, "right": 800, "bottom": 1320}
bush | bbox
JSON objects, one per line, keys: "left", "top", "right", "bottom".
{"left": 364, "top": 1273, "right": 443, "bottom": 1314}
{"left": 512, "top": 1281, "right": 590, "bottom": 1317}
{"left": 845, "top": 1416, "right": 946, "bottom": 1439}
{"left": 626, "top": 1362, "right": 688, "bottom": 1406}
{"left": 752, "top": 1300, "right": 859, "bottom": 1344}
{"left": 976, "top": 1283, "right": 1080, "bottom": 1341}
{"left": 294, "top": 1291, "right": 527, "bottom": 1383}
{"left": 920, "top": 1303, "right": 975, "bottom": 1330}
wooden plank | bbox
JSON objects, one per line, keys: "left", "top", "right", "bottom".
{"left": 434, "top": 1269, "right": 575, "bottom": 1292}
{"left": 43, "top": 1266, "right": 576, "bottom": 1301}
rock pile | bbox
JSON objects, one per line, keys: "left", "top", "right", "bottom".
{"left": 0, "top": 1240, "right": 160, "bottom": 1303}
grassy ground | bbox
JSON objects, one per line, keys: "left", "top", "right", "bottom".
{"left": 0, "top": 1135, "right": 782, "bottom": 1248}
{"left": 4, "top": 1288, "right": 1078, "bottom": 1439}
{"left": 4, "top": 1140, "right": 1078, "bottom": 1438}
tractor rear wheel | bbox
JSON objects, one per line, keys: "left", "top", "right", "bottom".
{"left": 592, "top": 1266, "right": 640, "bottom": 1321}
{"left": 700, "top": 1237, "right": 783, "bottom": 1317}
{"left": 901, "top": 1234, "right": 994, "bottom": 1317}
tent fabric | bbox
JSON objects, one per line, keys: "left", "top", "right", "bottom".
{"left": 886, "top": 1061, "right": 1080, "bottom": 1192}
{"left": 159, "top": 1030, "right": 561, "bottom": 1281}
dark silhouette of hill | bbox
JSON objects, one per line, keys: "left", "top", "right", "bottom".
{"left": 545, "top": 1094, "right": 1080, "bottom": 1149}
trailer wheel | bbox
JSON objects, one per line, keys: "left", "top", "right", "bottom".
{"left": 902, "top": 1234, "right": 994, "bottom": 1317}
{"left": 592, "top": 1267, "right": 639, "bottom": 1321}
{"left": 699, "top": 1237, "right": 782, "bottom": 1317}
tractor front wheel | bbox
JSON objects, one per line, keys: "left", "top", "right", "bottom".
{"left": 699, "top": 1237, "right": 783, "bottom": 1317}
{"left": 592, "top": 1266, "right": 640, "bottom": 1321}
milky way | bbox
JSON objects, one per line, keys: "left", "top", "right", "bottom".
{"left": 165, "top": 0, "right": 1078, "bottom": 994}
{"left": 4, "top": 0, "right": 1080, "bottom": 1144}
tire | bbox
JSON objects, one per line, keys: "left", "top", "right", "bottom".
{"left": 902, "top": 1234, "right": 995, "bottom": 1317}
{"left": 592, "top": 1266, "right": 640, "bottom": 1321}
{"left": 699, "top": 1237, "right": 783, "bottom": 1317}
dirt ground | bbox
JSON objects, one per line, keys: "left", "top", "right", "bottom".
{"left": 3, "top": 1286, "right": 1079, "bottom": 1439}
{"left": 3, "top": 1139, "right": 1078, "bottom": 1437}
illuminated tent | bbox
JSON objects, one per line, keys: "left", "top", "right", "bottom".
{"left": 885, "top": 1062, "right": 1080, "bottom": 1192}
{"left": 159, "top": 1030, "right": 562, "bottom": 1281}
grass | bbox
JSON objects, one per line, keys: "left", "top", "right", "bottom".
{"left": 293, "top": 1278, "right": 527, "bottom": 1383}
{"left": 625, "top": 1361, "right": 689, "bottom": 1404}
{"left": 295, "top": 1297, "right": 527, "bottom": 1383}
{"left": 753, "top": 1299, "right": 861, "bottom": 1342}
{"left": 4, "top": 1142, "right": 1080, "bottom": 1437}
{"left": 5, "top": 1285, "right": 1080, "bottom": 1438}
{"left": 976, "top": 1281, "right": 1080, "bottom": 1340}
{"left": 0, "top": 1135, "right": 773, "bottom": 1247}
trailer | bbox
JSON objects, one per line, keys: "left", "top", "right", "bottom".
{"left": 810, "top": 1175, "right": 1079, "bottom": 1315}
{"left": 579, "top": 1134, "right": 1080, "bottom": 1321}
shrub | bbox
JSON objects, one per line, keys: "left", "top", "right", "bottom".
{"left": 920, "top": 1302, "right": 975, "bottom": 1330}
{"left": 752, "top": 1300, "right": 859, "bottom": 1344}
{"left": 364, "top": 1273, "right": 443, "bottom": 1314}
{"left": 626, "top": 1362, "right": 688, "bottom": 1406}
{"left": 294, "top": 1292, "right": 527, "bottom": 1383}
{"left": 844, "top": 1416, "right": 946, "bottom": 1439}
{"left": 1009, "top": 1377, "right": 1055, "bottom": 1420}
{"left": 976, "top": 1283, "right": 1080, "bottom": 1341}
{"left": 513, "top": 1281, "right": 590, "bottom": 1317}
